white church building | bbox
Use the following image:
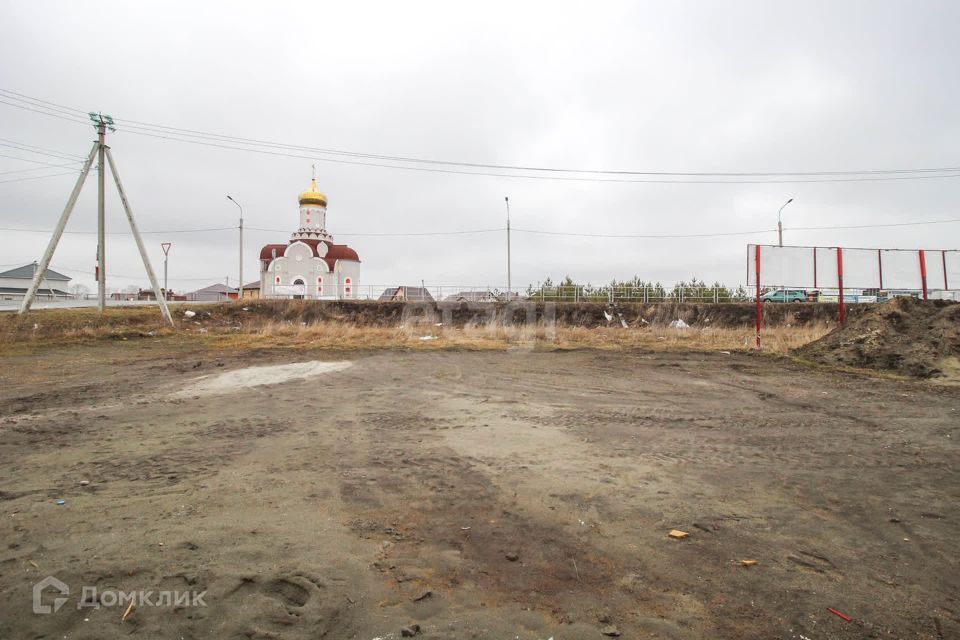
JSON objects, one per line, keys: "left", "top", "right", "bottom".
{"left": 259, "top": 175, "right": 361, "bottom": 299}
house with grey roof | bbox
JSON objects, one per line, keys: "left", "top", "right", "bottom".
{"left": 0, "top": 263, "right": 71, "bottom": 300}
{"left": 378, "top": 286, "right": 435, "bottom": 302}
{"left": 187, "top": 283, "right": 237, "bottom": 302}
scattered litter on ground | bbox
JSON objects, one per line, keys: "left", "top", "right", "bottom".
{"left": 412, "top": 590, "right": 433, "bottom": 602}
{"left": 183, "top": 310, "right": 196, "bottom": 318}
{"left": 741, "top": 559, "right": 758, "bottom": 567}
{"left": 827, "top": 608, "right": 852, "bottom": 621}
{"left": 121, "top": 601, "right": 134, "bottom": 621}
{"left": 668, "top": 529, "right": 689, "bottom": 539}
{"left": 797, "top": 297, "right": 960, "bottom": 379}
{"left": 669, "top": 319, "right": 690, "bottom": 329}
{"left": 175, "top": 360, "right": 352, "bottom": 397}
{"left": 418, "top": 335, "right": 438, "bottom": 341}
{"left": 400, "top": 623, "right": 421, "bottom": 637}
{"left": 55, "top": 499, "right": 65, "bottom": 506}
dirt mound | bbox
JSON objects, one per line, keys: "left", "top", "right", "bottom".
{"left": 797, "top": 297, "right": 960, "bottom": 378}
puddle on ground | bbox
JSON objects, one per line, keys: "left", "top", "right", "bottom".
{"left": 176, "top": 360, "right": 353, "bottom": 397}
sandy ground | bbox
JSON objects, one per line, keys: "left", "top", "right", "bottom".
{"left": 0, "top": 340, "right": 958, "bottom": 639}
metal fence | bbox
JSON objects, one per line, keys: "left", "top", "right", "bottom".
{"left": 265, "top": 284, "right": 755, "bottom": 303}
{"left": 346, "top": 284, "right": 957, "bottom": 304}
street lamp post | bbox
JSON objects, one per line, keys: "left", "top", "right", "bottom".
{"left": 505, "top": 196, "right": 511, "bottom": 299}
{"left": 161, "top": 242, "right": 172, "bottom": 295}
{"left": 777, "top": 198, "right": 794, "bottom": 247}
{"left": 227, "top": 195, "right": 243, "bottom": 300}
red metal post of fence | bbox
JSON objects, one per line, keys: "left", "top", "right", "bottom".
{"left": 877, "top": 249, "right": 884, "bottom": 290}
{"left": 755, "top": 244, "right": 762, "bottom": 348}
{"left": 837, "top": 247, "right": 845, "bottom": 325}
{"left": 919, "top": 250, "right": 928, "bottom": 300}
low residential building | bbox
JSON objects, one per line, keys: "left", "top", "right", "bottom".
{"left": 241, "top": 281, "right": 261, "bottom": 299}
{"left": 378, "top": 286, "right": 434, "bottom": 302}
{"left": 187, "top": 283, "right": 237, "bottom": 302}
{"left": 442, "top": 290, "right": 522, "bottom": 302}
{"left": 0, "top": 263, "right": 71, "bottom": 301}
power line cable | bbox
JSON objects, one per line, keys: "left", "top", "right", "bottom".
{"left": 0, "top": 151, "right": 84, "bottom": 168}
{"left": 49, "top": 263, "right": 227, "bottom": 282}
{"left": 3, "top": 217, "right": 958, "bottom": 239}
{"left": 108, "top": 113, "right": 960, "bottom": 178}
{"left": 0, "top": 138, "right": 87, "bottom": 160}
{"left": 244, "top": 226, "right": 503, "bottom": 236}
{"left": 512, "top": 227, "right": 775, "bottom": 239}
{"left": 0, "top": 161, "right": 85, "bottom": 176}
{"left": 0, "top": 97, "right": 91, "bottom": 126}
{"left": 786, "top": 219, "right": 960, "bottom": 231}
{"left": 0, "top": 170, "right": 81, "bottom": 184}
{"left": 2, "top": 88, "right": 960, "bottom": 183}
{"left": 111, "top": 126, "right": 960, "bottom": 184}
{"left": 0, "top": 88, "right": 90, "bottom": 116}
{"left": 0, "top": 226, "right": 235, "bottom": 235}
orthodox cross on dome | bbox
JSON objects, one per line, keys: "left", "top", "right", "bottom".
{"left": 311, "top": 163, "right": 316, "bottom": 181}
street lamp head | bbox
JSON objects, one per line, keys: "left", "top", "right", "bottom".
{"left": 778, "top": 198, "right": 794, "bottom": 221}
{"left": 226, "top": 195, "right": 234, "bottom": 201}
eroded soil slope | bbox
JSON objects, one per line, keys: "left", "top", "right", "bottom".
{"left": 798, "top": 297, "right": 960, "bottom": 379}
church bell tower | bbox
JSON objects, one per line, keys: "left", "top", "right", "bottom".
{"left": 292, "top": 166, "right": 330, "bottom": 241}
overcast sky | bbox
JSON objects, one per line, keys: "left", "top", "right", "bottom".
{"left": 1, "top": 0, "right": 958, "bottom": 295}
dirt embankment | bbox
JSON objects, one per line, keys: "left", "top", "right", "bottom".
{"left": 213, "top": 299, "right": 854, "bottom": 328}
{"left": 797, "top": 297, "right": 960, "bottom": 379}
{"left": 1, "top": 300, "right": 853, "bottom": 343}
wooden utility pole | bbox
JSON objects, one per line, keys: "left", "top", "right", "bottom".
{"left": 18, "top": 113, "right": 173, "bottom": 326}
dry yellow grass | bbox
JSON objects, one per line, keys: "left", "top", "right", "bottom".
{"left": 0, "top": 305, "right": 833, "bottom": 356}
{"left": 202, "top": 319, "right": 832, "bottom": 354}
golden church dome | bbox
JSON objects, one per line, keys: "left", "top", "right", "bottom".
{"left": 298, "top": 178, "right": 327, "bottom": 207}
